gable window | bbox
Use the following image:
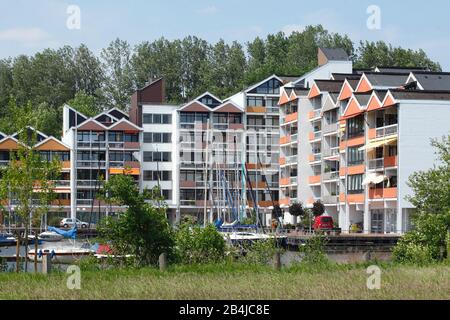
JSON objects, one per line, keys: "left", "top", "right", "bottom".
{"left": 249, "top": 78, "right": 281, "bottom": 94}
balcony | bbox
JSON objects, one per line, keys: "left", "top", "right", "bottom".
{"left": 368, "top": 156, "right": 398, "bottom": 170}
{"left": 308, "top": 175, "right": 321, "bottom": 185}
{"left": 280, "top": 135, "right": 291, "bottom": 145}
{"left": 323, "top": 171, "right": 339, "bottom": 181}
{"left": 279, "top": 198, "right": 290, "bottom": 206}
{"left": 322, "top": 122, "right": 339, "bottom": 135}
{"left": 109, "top": 142, "right": 124, "bottom": 149}
{"left": 290, "top": 176, "right": 297, "bottom": 185}
{"left": 323, "top": 147, "right": 339, "bottom": 159}
{"left": 369, "top": 124, "right": 398, "bottom": 140}
{"left": 280, "top": 177, "right": 290, "bottom": 186}
{"left": 247, "top": 106, "right": 266, "bottom": 113}
{"left": 53, "top": 180, "right": 70, "bottom": 187}
{"left": 322, "top": 195, "right": 339, "bottom": 204}
{"left": 77, "top": 141, "right": 106, "bottom": 149}
{"left": 124, "top": 142, "right": 140, "bottom": 150}
{"left": 285, "top": 112, "right": 298, "bottom": 124}
{"left": 286, "top": 155, "right": 298, "bottom": 165}
{"left": 309, "top": 153, "right": 321, "bottom": 163}
{"left": 77, "top": 160, "right": 106, "bottom": 168}
{"left": 369, "top": 187, "right": 398, "bottom": 199}
{"left": 308, "top": 109, "right": 321, "bottom": 121}
{"left": 77, "top": 180, "right": 104, "bottom": 187}
{"left": 279, "top": 158, "right": 286, "bottom": 166}
{"left": 290, "top": 133, "right": 298, "bottom": 143}
{"left": 309, "top": 131, "right": 322, "bottom": 142}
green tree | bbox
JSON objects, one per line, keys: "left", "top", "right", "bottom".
{"left": 101, "top": 38, "right": 135, "bottom": 110}
{"left": 175, "top": 221, "right": 226, "bottom": 265}
{"left": 289, "top": 202, "right": 306, "bottom": 225}
{"left": 67, "top": 91, "right": 102, "bottom": 117}
{"left": 0, "top": 102, "right": 61, "bottom": 272}
{"left": 393, "top": 136, "right": 450, "bottom": 264}
{"left": 98, "top": 174, "right": 174, "bottom": 267}
{"left": 311, "top": 201, "right": 325, "bottom": 217}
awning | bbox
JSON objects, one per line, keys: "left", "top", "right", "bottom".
{"left": 358, "top": 137, "right": 397, "bottom": 152}
{"left": 362, "top": 173, "right": 388, "bottom": 186}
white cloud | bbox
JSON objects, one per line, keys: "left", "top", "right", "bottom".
{"left": 282, "top": 24, "right": 304, "bottom": 35}
{"left": 0, "top": 27, "right": 51, "bottom": 46}
{"left": 197, "top": 5, "right": 218, "bottom": 15}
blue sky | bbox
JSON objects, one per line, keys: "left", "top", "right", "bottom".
{"left": 1, "top": 0, "right": 449, "bottom": 69}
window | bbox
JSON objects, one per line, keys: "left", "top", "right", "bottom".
{"left": 248, "top": 78, "right": 281, "bottom": 94}
{"left": 347, "top": 174, "right": 364, "bottom": 194}
{"left": 247, "top": 116, "right": 264, "bottom": 126}
{"left": 347, "top": 115, "right": 365, "bottom": 138}
{"left": 124, "top": 133, "right": 139, "bottom": 142}
{"left": 247, "top": 97, "right": 265, "bottom": 107}
{"left": 143, "top": 132, "right": 171, "bottom": 143}
{"left": 143, "top": 114, "right": 172, "bottom": 124}
{"left": 143, "top": 171, "right": 172, "bottom": 181}
{"left": 143, "top": 152, "right": 171, "bottom": 162}
{"left": 213, "top": 113, "right": 228, "bottom": 124}
{"left": 108, "top": 131, "right": 123, "bottom": 142}
{"left": 195, "top": 113, "right": 209, "bottom": 123}
{"left": 180, "top": 112, "right": 195, "bottom": 124}
{"left": 348, "top": 146, "right": 364, "bottom": 165}
{"left": 229, "top": 114, "right": 242, "bottom": 124}
{"left": 77, "top": 131, "right": 90, "bottom": 142}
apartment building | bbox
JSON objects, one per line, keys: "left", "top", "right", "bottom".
{"left": 62, "top": 105, "right": 142, "bottom": 222}
{"left": 0, "top": 127, "right": 72, "bottom": 222}
{"left": 280, "top": 60, "right": 450, "bottom": 234}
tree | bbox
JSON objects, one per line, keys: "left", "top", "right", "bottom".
{"left": 101, "top": 38, "right": 134, "bottom": 110}
{"left": 311, "top": 201, "right": 325, "bottom": 217}
{"left": 393, "top": 135, "right": 450, "bottom": 264}
{"left": 0, "top": 102, "right": 61, "bottom": 272}
{"left": 289, "top": 202, "right": 306, "bottom": 225}
{"left": 98, "top": 174, "right": 174, "bottom": 267}
{"left": 67, "top": 91, "right": 102, "bottom": 117}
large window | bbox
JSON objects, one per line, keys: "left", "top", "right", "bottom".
{"left": 247, "top": 97, "right": 265, "bottom": 107}
{"left": 143, "top": 114, "right": 172, "bottom": 124}
{"left": 348, "top": 146, "right": 364, "bottom": 165}
{"left": 347, "top": 174, "right": 364, "bottom": 194}
{"left": 143, "top": 152, "right": 171, "bottom": 162}
{"left": 108, "top": 131, "right": 123, "bottom": 142}
{"left": 248, "top": 78, "right": 281, "bottom": 94}
{"left": 347, "top": 115, "right": 365, "bottom": 138}
{"left": 143, "top": 171, "right": 172, "bottom": 181}
{"left": 124, "top": 133, "right": 139, "bottom": 142}
{"left": 143, "top": 132, "right": 171, "bottom": 143}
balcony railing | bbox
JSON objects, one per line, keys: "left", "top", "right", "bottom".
{"left": 323, "top": 171, "right": 339, "bottom": 181}
{"left": 309, "top": 153, "right": 322, "bottom": 163}
{"left": 290, "top": 176, "right": 297, "bottom": 185}
{"left": 376, "top": 124, "right": 398, "bottom": 139}
{"left": 323, "top": 147, "right": 339, "bottom": 158}
{"left": 77, "top": 180, "right": 104, "bottom": 187}
{"left": 286, "top": 155, "right": 298, "bottom": 165}
{"left": 310, "top": 131, "right": 322, "bottom": 141}
{"left": 53, "top": 180, "right": 70, "bottom": 187}
{"left": 322, "top": 195, "right": 339, "bottom": 204}
{"left": 368, "top": 158, "right": 384, "bottom": 170}
{"left": 77, "top": 161, "right": 106, "bottom": 168}
{"left": 309, "top": 109, "right": 321, "bottom": 121}
{"left": 322, "top": 122, "right": 339, "bottom": 134}
{"left": 109, "top": 142, "right": 124, "bottom": 149}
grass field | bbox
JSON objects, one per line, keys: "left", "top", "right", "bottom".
{"left": 0, "top": 263, "right": 449, "bottom": 300}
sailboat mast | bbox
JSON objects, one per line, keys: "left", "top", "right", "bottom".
{"left": 203, "top": 119, "right": 210, "bottom": 227}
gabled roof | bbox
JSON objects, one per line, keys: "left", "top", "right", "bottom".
{"left": 213, "top": 101, "right": 244, "bottom": 113}
{"left": 77, "top": 118, "right": 108, "bottom": 131}
{"left": 278, "top": 88, "right": 291, "bottom": 106}
{"left": 353, "top": 93, "right": 372, "bottom": 107}
{"left": 357, "top": 72, "right": 409, "bottom": 92}
{"left": 408, "top": 72, "right": 450, "bottom": 91}
{"left": 94, "top": 110, "right": 120, "bottom": 126}
{"left": 34, "top": 136, "right": 71, "bottom": 151}
{"left": 108, "top": 118, "right": 142, "bottom": 131}
{"left": 245, "top": 74, "right": 283, "bottom": 94}
{"left": 388, "top": 89, "right": 450, "bottom": 101}
{"left": 308, "top": 80, "right": 343, "bottom": 99}
{"left": 341, "top": 94, "right": 365, "bottom": 119}
{"left": 331, "top": 73, "right": 361, "bottom": 81}
{"left": 0, "top": 136, "right": 21, "bottom": 150}
{"left": 194, "top": 91, "right": 223, "bottom": 108}
{"left": 179, "top": 100, "right": 212, "bottom": 113}
{"left": 366, "top": 90, "right": 388, "bottom": 112}
{"left": 322, "top": 93, "right": 339, "bottom": 112}
{"left": 106, "top": 107, "right": 129, "bottom": 120}
{"left": 318, "top": 47, "right": 349, "bottom": 61}
{"left": 375, "top": 66, "right": 428, "bottom": 73}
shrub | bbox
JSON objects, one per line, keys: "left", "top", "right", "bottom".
{"left": 392, "top": 236, "right": 434, "bottom": 266}
{"left": 241, "top": 239, "right": 279, "bottom": 265}
{"left": 175, "top": 223, "right": 226, "bottom": 264}
{"left": 299, "top": 233, "right": 329, "bottom": 265}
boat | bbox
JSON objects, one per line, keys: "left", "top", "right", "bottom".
{"left": 28, "top": 244, "right": 94, "bottom": 264}
{"left": 38, "top": 231, "right": 64, "bottom": 242}
{"left": 221, "top": 231, "right": 287, "bottom": 247}
{"left": 0, "top": 233, "right": 16, "bottom": 247}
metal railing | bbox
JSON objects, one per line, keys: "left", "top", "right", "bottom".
{"left": 323, "top": 171, "right": 339, "bottom": 181}
{"left": 310, "top": 153, "right": 322, "bottom": 162}
{"left": 322, "top": 195, "right": 339, "bottom": 204}
{"left": 310, "top": 109, "right": 321, "bottom": 120}
{"left": 286, "top": 155, "right": 298, "bottom": 165}
{"left": 323, "top": 147, "right": 339, "bottom": 158}
{"left": 77, "top": 161, "right": 106, "bottom": 168}
{"left": 376, "top": 124, "right": 398, "bottom": 139}
{"left": 312, "top": 131, "right": 322, "bottom": 140}
{"left": 108, "top": 142, "right": 124, "bottom": 149}
{"left": 77, "top": 180, "right": 104, "bottom": 187}
{"left": 290, "top": 177, "right": 297, "bottom": 185}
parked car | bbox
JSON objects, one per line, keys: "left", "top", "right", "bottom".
{"left": 313, "top": 216, "right": 341, "bottom": 235}
{"left": 60, "top": 218, "right": 89, "bottom": 229}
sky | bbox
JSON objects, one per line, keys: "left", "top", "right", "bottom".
{"left": 0, "top": 0, "right": 449, "bottom": 69}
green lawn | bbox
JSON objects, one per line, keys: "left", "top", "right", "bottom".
{"left": 1, "top": 263, "right": 449, "bottom": 300}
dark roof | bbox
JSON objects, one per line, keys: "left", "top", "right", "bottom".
{"left": 278, "top": 75, "right": 302, "bottom": 83}
{"left": 331, "top": 73, "right": 361, "bottom": 81}
{"left": 373, "top": 90, "right": 388, "bottom": 102}
{"left": 314, "top": 80, "right": 344, "bottom": 93}
{"left": 293, "top": 87, "right": 310, "bottom": 96}
{"left": 347, "top": 78, "right": 361, "bottom": 90}
{"left": 353, "top": 93, "right": 372, "bottom": 107}
{"left": 353, "top": 68, "right": 372, "bottom": 74}
{"left": 389, "top": 90, "right": 450, "bottom": 101}
{"left": 319, "top": 47, "right": 349, "bottom": 61}
{"left": 364, "top": 72, "right": 409, "bottom": 88}
{"left": 377, "top": 66, "right": 428, "bottom": 73}
{"left": 411, "top": 72, "right": 450, "bottom": 91}
{"left": 329, "top": 92, "right": 339, "bottom": 103}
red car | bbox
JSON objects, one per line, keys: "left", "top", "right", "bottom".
{"left": 313, "top": 216, "right": 334, "bottom": 230}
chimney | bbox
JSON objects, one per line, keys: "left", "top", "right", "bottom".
{"left": 318, "top": 47, "right": 328, "bottom": 66}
